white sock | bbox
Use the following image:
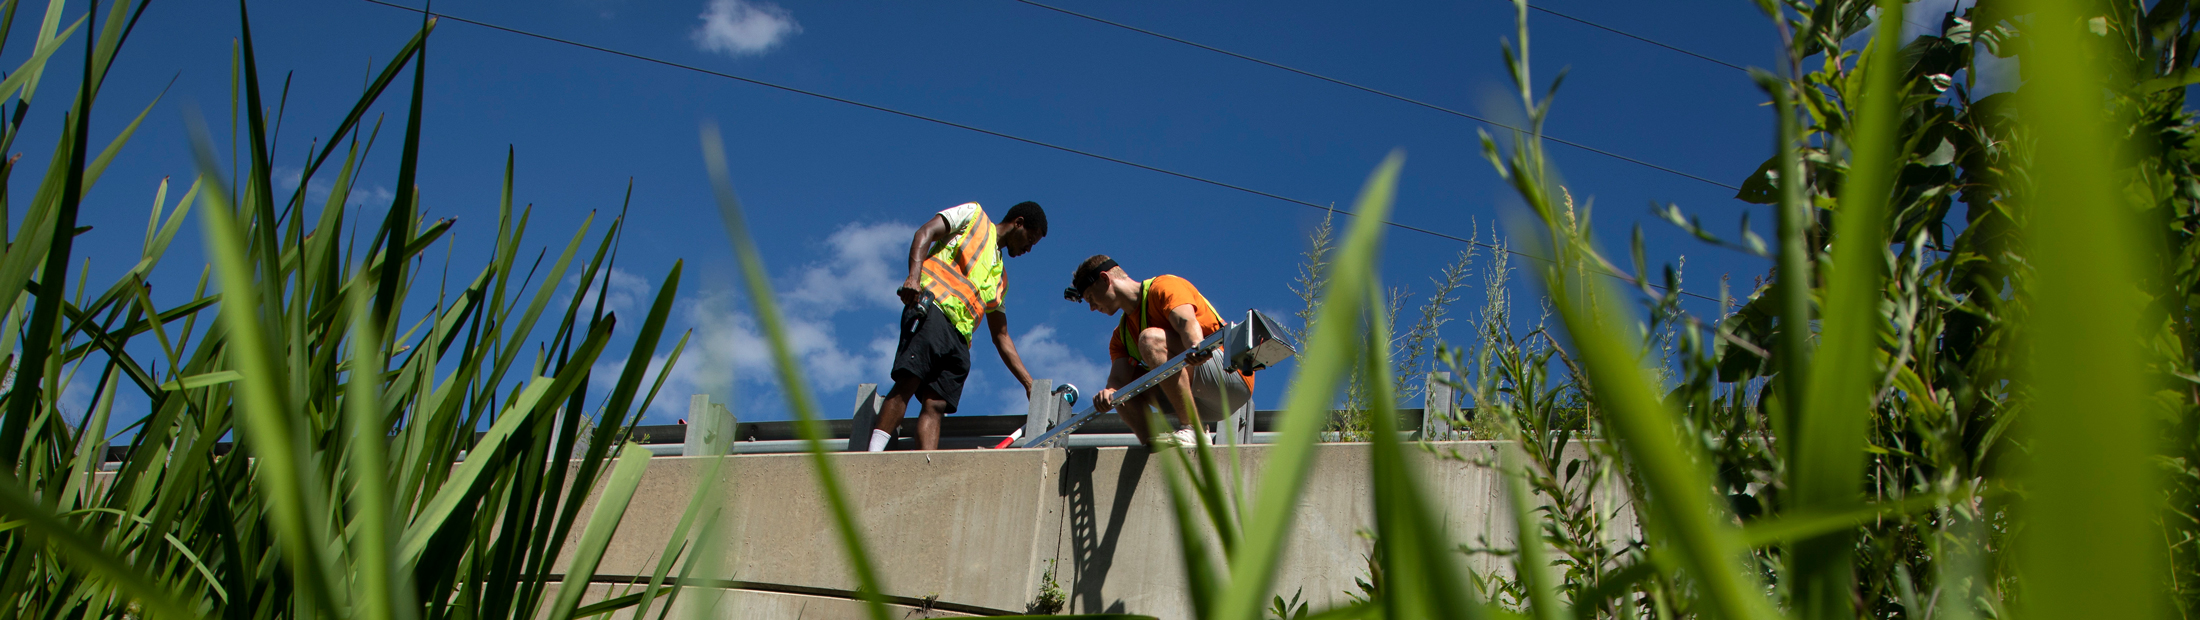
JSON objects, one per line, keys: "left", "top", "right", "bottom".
{"left": 868, "top": 429, "right": 892, "bottom": 452}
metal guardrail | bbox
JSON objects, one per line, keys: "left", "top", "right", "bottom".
{"left": 90, "top": 372, "right": 1467, "bottom": 463}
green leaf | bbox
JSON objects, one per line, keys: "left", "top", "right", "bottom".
{"left": 546, "top": 443, "right": 653, "bottom": 620}
{"left": 158, "top": 370, "right": 240, "bottom": 390}
{"left": 1789, "top": 3, "right": 1903, "bottom": 618}
{"left": 703, "top": 125, "right": 892, "bottom": 620}
{"left": 1215, "top": 152, "right": 1404, "bottom": 620}
{"left": 0, "top": 477, "right": 198, "bottom": 619}
{"left": 2015, "top": 1, "right": 2170, "bottom": 617}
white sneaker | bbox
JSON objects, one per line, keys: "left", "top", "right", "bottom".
{"left": 1173, "top": 427, "right": 1201, "bottom": 447}
{"left": 1150, "top": 427, "right": 1213, "bottom": 450}
{"left": 1148, "top": 432, "right": 1181, "bottom": 450}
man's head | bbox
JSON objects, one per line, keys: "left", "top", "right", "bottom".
{"left": 1064, "top": 254, "right": 1133, "bottom": 315}
{"left": 996, "top": 201, "right": 1048, "bottom": 257}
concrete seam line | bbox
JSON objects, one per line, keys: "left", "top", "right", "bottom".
{"left": 552, "top": 574, "right": 1023, "bottom": 616}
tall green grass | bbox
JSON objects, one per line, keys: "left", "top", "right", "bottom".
{"left": 741, "top": 0, "right": 2185, "bottom": 618}
{"left": 0, "top": 3, "right": 703, "bottom": 619}
{"left": 1, "top": 0, "right": 2190, "bottom": 619}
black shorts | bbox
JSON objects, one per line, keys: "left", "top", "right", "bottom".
{"left": 890, "top": 301, "right": 971, "bottom": 413}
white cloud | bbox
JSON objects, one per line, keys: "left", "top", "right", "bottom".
{"left": 273, "top": 165, "right": 395, "bottom": 210}
{"left": 985, "top": 324, "right": 1109, "bottom": 417}
{"left": 620, "top": 222, "right": 909, "bottom": 422}
{"left": 58, "top": 374, "right": 96, "bottom": 427}
{"left": 564, "top": 266, "right": 654, "bottom": 319}
{"left": 782, "top": 221, "right": 911, "bottom": 310}
{"left": 604, "top": 220, "right": 1109, "bottom": 422}
{"left": 691, "top": 0, "right": 801, "bottom": 57}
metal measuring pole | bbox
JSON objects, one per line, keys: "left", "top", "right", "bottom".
{"left": 1014, "top": 309, "right": 1296, "bottom": 449}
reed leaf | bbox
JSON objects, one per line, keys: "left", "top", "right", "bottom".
{"left": 1787, "top": 2, "right": 1901, "bottom": 617}
{"left": 1213, "top": 152, "right": 1402, "bottom": 620}
{"left": 2014, "top": 0, "right": 2168, "bottom": 616}
{"left": 701, "top": 124, "right": 892, "bottom": 620}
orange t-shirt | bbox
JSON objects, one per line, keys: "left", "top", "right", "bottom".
{"left": 1108, "top": 275, "right": 1255, "bottom": 391}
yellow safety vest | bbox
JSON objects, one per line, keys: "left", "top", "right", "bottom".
{"left": 1118, "top": 277, "right": 1224, "bottom": 369}
{"left": 917, "top": 205, "right": 1002, "bottom": 338}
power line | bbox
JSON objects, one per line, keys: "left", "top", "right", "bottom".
{"left": 1523, "top": 4, "right": 1749, "bottom": 73}
{"left": 354, "top": 0, "right": 1721, "bottom": 304}
{"left": 1008, "top": 0, "right": 1741, "bottom": 192}
{"left": 1529, "top": 3, "right": 1937, "bottom": 73}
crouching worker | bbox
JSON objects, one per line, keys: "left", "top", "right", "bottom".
{"left": 866, "top": 201, "right": 1048, "bottom": 451}
{"left": 1064, "top": 255, "right": 1253, "bottom": 449}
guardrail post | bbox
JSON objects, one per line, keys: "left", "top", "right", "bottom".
{"left": 1225, "top": 395, "right": 1253, "bottom": 446}
{"left": 685, "top": 394, "right": 736, "bottom": 456}
{"left": 848, "top": 383, "right": 882, "bottom": 451}
{"left": 1022, "top": 379, "right": 1056, "bottom": 446}
{"left": 1422, "top": 372, "right": 1456, "bottom": 440}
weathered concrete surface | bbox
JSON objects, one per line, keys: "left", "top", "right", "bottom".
{"left": 538, "top": 583, "right": 976, "bottom": 619}
{"left": 559, "top": 441, "right": 1620, "bottom": 619}
{"left": 571, "top": 449, "right": 1061, "bottom": 614}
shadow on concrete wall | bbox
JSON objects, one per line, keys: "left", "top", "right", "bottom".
{"left": 1060, "top": 447, "right": 1148, "bottom": 614}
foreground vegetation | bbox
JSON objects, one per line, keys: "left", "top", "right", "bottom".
{"left": 0, "top": 0, "right": 2193, "bottom": 619}
{"left": 0, "top": 2, "right": 703, "bottom": 619}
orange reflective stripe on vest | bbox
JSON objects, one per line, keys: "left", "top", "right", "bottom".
{"left": 922, "top": 258, "right": 983, "bottom": 312}
{"left": 920, "top": 212, "right": 997, "bottom": 313}
{"left": 957, "top": 217, "right": 995, "bottom": 269}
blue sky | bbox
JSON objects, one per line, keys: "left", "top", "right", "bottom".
{"left": 34, "top": 0, "right": 1973, "bottom": 429}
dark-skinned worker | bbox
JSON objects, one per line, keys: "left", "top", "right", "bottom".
{"left": 1063, "top": 255, "right": 1253, "bottom": 449}
{"left": 864, "top": 201, "right": 1048, "bottom": 451}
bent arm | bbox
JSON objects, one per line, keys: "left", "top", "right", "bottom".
{"left": 900, "top": 215, "right": 951, "bottom": 299}
{"left": 985, "top": 311, "right": 1034, "bottom": 396}
{"left": 1160, "top": 304, "right": 1205, "bottom": 422}
{"left": 1096, "top": 356, "right": 1141, "bottom": 413}
{"left": 1165, "top": 304, "right": 1206, "bottom": 360}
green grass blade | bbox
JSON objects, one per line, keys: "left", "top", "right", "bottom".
{"left": 0, "top": 477, "right": 197, "bottom": 619}
{"left": 1500, "top": 447, "right": 1561, "bottom": 620}
{"left": 702, "top": 124, "right": 891, "bottom": 620}
{"left": 196, "top": 164, "right": 348, "bottom": 614}
{"left": 0, "top": 5, "right": 99, "bottom": 470}
{"left": 1485, "top": 4, "right": 1776, "bottom": 614}
{"left": 345, "top": 265, "right": 410, "bottom": 620}
{"left": 547, "top": 442, "right": 653, "bottom": 620}
{"left": 397, "top": 378, "right": 554, "bottom": 566}
{"left": 631, "top": 452, "right": 726, "bottom": 620}
{"left": 0, "top": 13, "right": 82, "bottom": 104}
{"left": 1215, "top": 152, "right": 1402, "bottom": 620}
{"left": 1364, "top": 277, "right": 1482, "bottom": 620}
{"left": 1788, "top": 3, "right": 1902, "bottom": 618}
{"left": 82, "top": 78, "right": 164, "bottom": 189}
{"left": 2015, "top": 0, "right": 2168, "bottom": 617}
{"left": 1159, "top": 432, "right": 1225, "bottom": 619}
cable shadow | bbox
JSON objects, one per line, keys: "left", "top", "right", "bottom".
{"left": 1060, "top": 446, "right": 1148, "bottom": 614}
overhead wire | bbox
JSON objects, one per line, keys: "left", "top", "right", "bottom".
{"left": 355, "top": 0, "right": 1722, "bottom": 304}
{"left": 1521, "top": 4, "right": 1750, "bottom": 73}
{"left": 1009, "top": 0, "right": 1742, "bottom": 193}
{"left": 1524, "top": 3, "right": 1939, "bottom": 72}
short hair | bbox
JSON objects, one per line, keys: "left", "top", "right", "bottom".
{"left": 1065, "top": 254, "right": 1119, "bottom": 302}
{"left": 1003, "top": 201, "right": 1047, "bottom": 237}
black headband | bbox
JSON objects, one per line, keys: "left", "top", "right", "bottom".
{"left": 1064, "top": 258, "right": 1119, "bottom": 302}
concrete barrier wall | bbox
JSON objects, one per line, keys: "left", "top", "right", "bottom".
{"left": 560, "top": 441, "right": 1625, "bottom": 619}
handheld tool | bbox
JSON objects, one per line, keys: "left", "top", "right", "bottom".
{"left": 992, "top": 384, "right": 1080, "bottom": 448}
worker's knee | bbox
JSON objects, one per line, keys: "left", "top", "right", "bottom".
{"left": 1136, "top": 327, "right": 1170, "bottom": 360}
{"left": 887, "top": 379, "right": 921, "bottom": 400}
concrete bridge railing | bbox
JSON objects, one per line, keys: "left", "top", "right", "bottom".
{"left": 550, "top": 438, "right": 1629, "bottom": 619}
